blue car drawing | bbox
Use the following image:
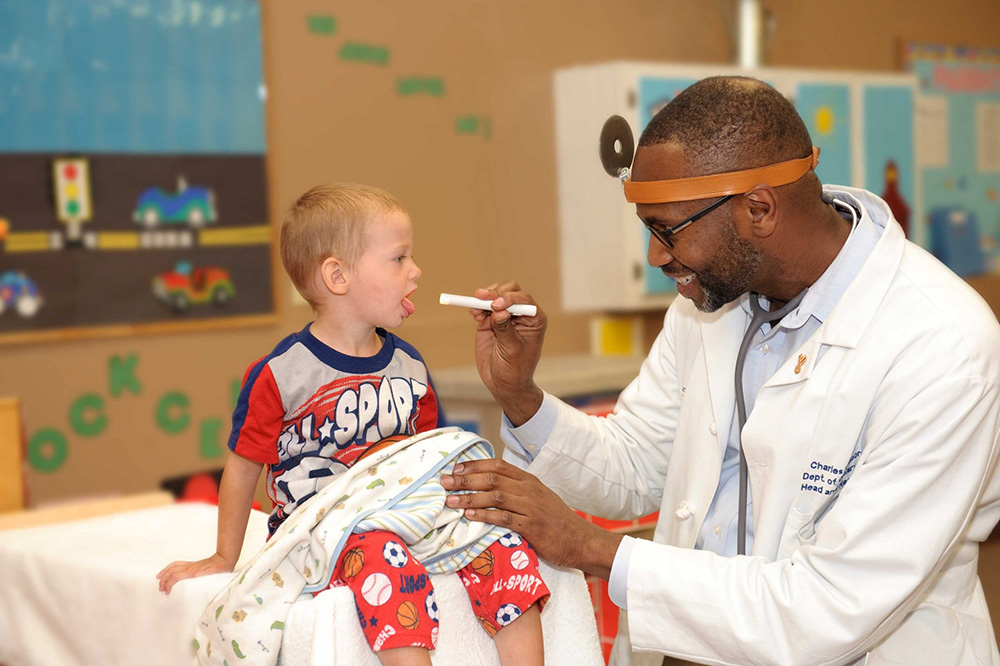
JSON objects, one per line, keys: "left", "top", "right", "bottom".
{"left": 0, "top": 270, "right": 43, "bottom": 317}
{"left": 134, "top": 176, "right": 217, "bottom": 227}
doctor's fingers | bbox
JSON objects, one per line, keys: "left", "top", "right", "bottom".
{"left": 444, "top": 457, "right": 531, "bottom": 486}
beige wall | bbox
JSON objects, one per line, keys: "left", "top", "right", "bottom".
{"left": 4, "top": 0, "right": 1000, "bottom": 504}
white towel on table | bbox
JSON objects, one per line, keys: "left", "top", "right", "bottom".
{"left": 0, "top": 503, "right": 603, "bottom": 666}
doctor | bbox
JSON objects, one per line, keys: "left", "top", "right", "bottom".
{"left": 442, "top": 76, "right": 1000, "bottom": 665}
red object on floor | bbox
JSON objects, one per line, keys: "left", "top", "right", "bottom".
{"left": 586, "top": 574, "right": 618, "bottom": 664}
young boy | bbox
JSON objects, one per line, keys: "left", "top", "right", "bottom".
{"left": 156, "top": 183, "right": 548, "bottom": 666}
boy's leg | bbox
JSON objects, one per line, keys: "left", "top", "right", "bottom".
{"left": 492, "top": 604, "right": 543, "bottom": 666}
{"left": 332, "top": 530, "right": 438, "bottom": 664}
{"left": 456, "top": 532, "right": 550, "bottom": 666}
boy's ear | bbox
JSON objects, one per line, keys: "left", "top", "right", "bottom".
{"left": 319, "top": 256, "right": 350, "bottom": 295}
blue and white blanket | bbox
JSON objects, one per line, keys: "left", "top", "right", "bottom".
{"left": 194, "top": 427, "right": 509, "bottom": 665}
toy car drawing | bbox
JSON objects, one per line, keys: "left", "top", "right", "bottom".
{"left": 0, "top": 270, "right": 43, "bottom": 317}
{"left": 134, "top": 177, "right": 217, "bottom": 227}
{"left": 152, "top": 262, "right": 235, "bottom": 311}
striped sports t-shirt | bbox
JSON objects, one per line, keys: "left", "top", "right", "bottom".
{"left": 228, "top": 325, "right": 441, "bottom": 535}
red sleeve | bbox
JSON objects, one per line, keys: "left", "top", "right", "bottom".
{"left": 414, "top": 379, "right": 441, "bottom": 433}
{"left": 228, "top": 361, "right": 283, "bottom": 464}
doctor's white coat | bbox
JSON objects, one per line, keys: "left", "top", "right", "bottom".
{"left": 518, "top": 188, "right": 1000, "bottom": 665}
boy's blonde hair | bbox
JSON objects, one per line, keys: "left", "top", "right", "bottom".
{"left": 280, "top": 183, "right": 405, "bottom": 307}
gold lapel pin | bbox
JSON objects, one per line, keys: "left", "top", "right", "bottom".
{"left": 794, "top": 354, "right": 807, "bottom": 375}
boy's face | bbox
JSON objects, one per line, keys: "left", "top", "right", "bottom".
{"left": 346, "top": 211, "right": 421, "bottom": 329}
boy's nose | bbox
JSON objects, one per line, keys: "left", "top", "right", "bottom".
{"left": 411, "top": 261, "right": 422, "bottom": 280}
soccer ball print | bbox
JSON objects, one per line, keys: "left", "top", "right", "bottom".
{"left": 495, "top": 603, "right": 522, "bottom": 627}
{"left": 425, "top": 589, "right": 439, "bottom": 622}
{"left": 498, "top": 532, "right": 523, "bottom": 548}
{"left": 383, "top": 540, "right": 409, "bottom": 568}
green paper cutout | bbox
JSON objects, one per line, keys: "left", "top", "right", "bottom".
{"left": 339, "top": 42, "right": 389, "bottom": 65}
{"left": 69, "top": 393, "right": 107, "bottom": 437}
{"left": 270, "top": 620, "right": 284, "bottom": 630}
{"left": 231, "top": 640, "right": 246, "bottom": 659}
{"left": 199, "top": 418, "right": 224, "bottom": 459}
{"left": 109, "top": 354, "right": 141, "bottom": 397}
{"left": 28, "top": 428, "right": 68, "bottom": 473}
{"left": 456, "top": 115, "right": 479, "bottom": 134}
{"left": 156, "top": 391, "right": 191, "bottom": 434}
{"left": 397, "top": 77, "right": 445, "bottom": 97}
{"left": 456, "top": 115, "right": 491, "bottom": 138}
{"left": 306, "top": 15, "right": 336, "bottom": 35}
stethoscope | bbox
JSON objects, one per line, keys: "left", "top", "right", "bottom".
{"left": 734, "top": 290, "right": 806, "bottom": 555}
{"left": 733, "top": 192, "right": 856, "bottom": 555}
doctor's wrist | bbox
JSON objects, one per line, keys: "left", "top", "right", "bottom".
{"left": 498, "top": 384, "right": 544, "bottom": 427}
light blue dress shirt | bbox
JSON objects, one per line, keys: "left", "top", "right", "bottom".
{"left": 502, "top": 191, "right": 882, "bottom": 610}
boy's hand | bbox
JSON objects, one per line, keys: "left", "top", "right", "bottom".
{"left": 156, "top": 552, "right": 235, "bottom": 594}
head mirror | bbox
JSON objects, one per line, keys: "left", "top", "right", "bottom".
{"left": 599, "top": 115, "right": 635, "bottom": 178}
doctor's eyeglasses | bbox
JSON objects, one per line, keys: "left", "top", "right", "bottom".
{"left": 642, "top": 194, "right": 734, "bottom": 249}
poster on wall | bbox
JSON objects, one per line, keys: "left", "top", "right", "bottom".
{"left": 906, "top": 43, "right": 1000, "bottom": 277}
{"left": 0, "top": 0, "right": 274, "bottom": 343}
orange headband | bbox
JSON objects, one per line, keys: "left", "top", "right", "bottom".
{"left": 623, "top": 147, "right": 820, "bottom": 204}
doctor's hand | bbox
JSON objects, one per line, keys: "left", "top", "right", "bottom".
{"left": 470, "top": 282, "right": 547, "bottom": 426}
{"left": 441, "top": 458, "right": 623, "bottom": 580}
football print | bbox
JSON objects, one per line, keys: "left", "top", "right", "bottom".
{"left": 495, "top": 603, "right": 522, "bottom": 627}
{"left": 498, "top": 532, "right": 523, "bottom": 548}
{"left": 383, "top": 540, "right": 409, "bottom": 568}
{"left": 425, "top": 589, "right": 439, "bottom": 622}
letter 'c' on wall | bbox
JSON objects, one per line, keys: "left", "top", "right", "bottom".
{"left": 156, "top": 391, "right": 191, "bottom": 434}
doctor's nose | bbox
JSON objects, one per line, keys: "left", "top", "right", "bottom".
{"left": 647, "top": 236, "right": 675, "bottom": 268}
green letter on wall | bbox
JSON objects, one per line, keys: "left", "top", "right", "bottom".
{"left": 156, "top": 391, "right": 191, "bottom": 434}
{"left": 69, "top": 393, "right": 107, "bottom": 437}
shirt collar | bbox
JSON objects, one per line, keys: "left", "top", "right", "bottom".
{"left": 739, "top": 191, "right": 879, "bottom": 329}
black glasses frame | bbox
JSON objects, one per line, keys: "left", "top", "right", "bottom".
{"left": 642, "top": 194, "right": 735, "bottom": 249}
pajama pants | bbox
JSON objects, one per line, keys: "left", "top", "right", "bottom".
{"left": 326, "top": 530, "right": 550, "bottom": 652}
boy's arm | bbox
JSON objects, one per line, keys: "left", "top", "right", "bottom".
{"left": 156, "top": 451, "right": 263, "bottom": 594}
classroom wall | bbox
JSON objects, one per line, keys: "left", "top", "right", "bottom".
{"left": 4, "top": 0, "right": 1000, "bottom": 505}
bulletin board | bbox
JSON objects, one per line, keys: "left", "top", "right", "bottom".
{"left": 906, "top": 43, "right": 1000, "bottom": 276}
{"left": 0, "top": 0, "right": 274, "bottom": 344}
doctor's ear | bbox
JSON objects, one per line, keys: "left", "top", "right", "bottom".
{"left": 745, "top": 185, "right": 778, "bottom": 238}
{"left": 319, "top": 256, "right": 350, "bottom": 295}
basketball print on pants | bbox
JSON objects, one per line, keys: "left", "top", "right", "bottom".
{"left": 342, "top": 547, "right": 365, "bottom": 577}
{"left": 396, "top": 600, "right": 420, "bottom": 630}
{"left": 470, "top": 548, "right": 495, "bottom": 576}
{"left": 361, "top": 572, "right": 393, "bottom": 606}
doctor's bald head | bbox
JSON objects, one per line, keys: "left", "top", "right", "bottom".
{"left": 639, "top": 76, "right": 815, "bottom": 182}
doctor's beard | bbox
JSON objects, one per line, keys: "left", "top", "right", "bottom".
{"left": 680, "top": 221, "right": 763, "bottom": 313}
